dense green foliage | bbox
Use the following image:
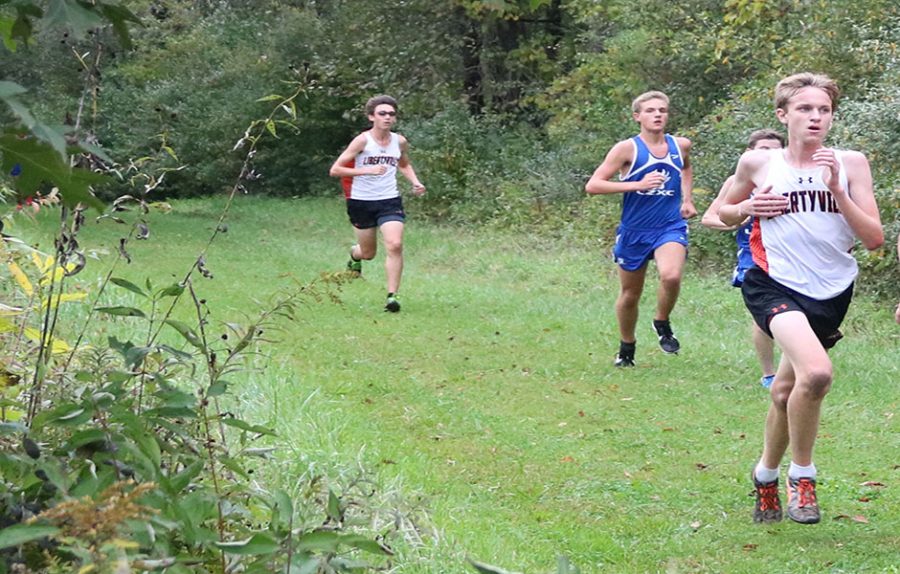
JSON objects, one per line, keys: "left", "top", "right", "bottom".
{"left": 9, "top": 0, "right": 891, "bottom": 285}
{"left": 4, "top": 1, "right": 898, "bottom": 231}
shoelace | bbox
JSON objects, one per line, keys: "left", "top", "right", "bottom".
{"left": 757, "top": 483, "right": 780, "bottom": 511}
{"left": 793, "top": 479, "right": 817, "bottom": 507}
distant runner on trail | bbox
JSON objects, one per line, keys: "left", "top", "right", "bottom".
{"left": 701, "top": 128, "right": 785, "bottom": 389}
{"left": 719, "top": 72, "right": 883, "bottom": 525}
{"left": 329, "top": 95, "right": 426, "bottom": 313}
{"left": 585, "top": 90, "right": 696, "bottom": 367}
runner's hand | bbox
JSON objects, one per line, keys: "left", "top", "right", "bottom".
{"left": 812, "top": 148, "right": 844, "bottom": 197}
{"left": 743, "top": 185, "right": 788, "bottom": 218}
{"left": 637, "top": 170, "right": 666, "bottom": 191}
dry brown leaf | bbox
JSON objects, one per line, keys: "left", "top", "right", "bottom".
{"left": 834, "top": 514, "right": 870, "bottom": 524}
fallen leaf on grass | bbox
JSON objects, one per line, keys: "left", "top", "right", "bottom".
{"left": 560, "top": 456, "right": 575, "bottom": 463}
{"left": 860, "top": 481, "right": 886, "bottom": 488}
{"left": 695, "top": 463, "right": 709, "bottom": 470}
{"left": 742, "top": 544, "right": 758, "bottom": 552}
{"left": 833, "top": 514, "right": 869, "bottom": 524}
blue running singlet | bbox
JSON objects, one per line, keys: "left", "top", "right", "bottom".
{"left": 619, "top": 134, "right": 685, "bottom": 231}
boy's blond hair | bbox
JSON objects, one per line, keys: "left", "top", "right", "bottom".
{"left": 632, "top": 91, "right": 669, "bottom": 114}
{"left": 774, "top": 73, "right": 840, "bottom": 111}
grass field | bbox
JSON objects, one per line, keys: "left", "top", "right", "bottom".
{"left": 14, "top": 195, "right": 900, "bottom": 573}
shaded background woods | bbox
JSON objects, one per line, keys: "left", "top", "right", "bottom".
{"left": 3, "top": 0, "right": 899, "bottom": 288}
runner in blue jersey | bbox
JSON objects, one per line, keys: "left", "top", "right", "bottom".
{"left": 586, "top": 91, "right": 696, "bottom": 367}
{"left": 701, "top": 129, "right": 785, "bottom": 388}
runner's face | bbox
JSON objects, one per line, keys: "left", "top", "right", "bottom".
{"left": 776, "top": 87, "right": 833, "bottom": 144}
{"left": 369, "top": 104, "right": 397, "bottom": 130}
{"left": 633, "top": 99, "right": 668, "bottom": 132}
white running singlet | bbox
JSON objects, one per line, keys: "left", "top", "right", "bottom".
{"left": 349, "top": 132, "right": 401, "bottom": 201}
{"left": 749, "top": 149, "right": 855, "bottom": 300}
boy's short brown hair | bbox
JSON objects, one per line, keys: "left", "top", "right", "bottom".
{"left": 747, "top": 128, "right": 785, "bottom": 149}
{"left": 631, "top": 91, "right": 669, "bottom": 114}
{"left": 365, "top": 95, "right": 398, "bottom": 116}
{"left": 774, "top": 73, "right": 840, "bottom": 112}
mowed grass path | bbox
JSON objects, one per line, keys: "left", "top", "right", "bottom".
{"left": 22, "top": 196, "right": 900, "bottom": 573}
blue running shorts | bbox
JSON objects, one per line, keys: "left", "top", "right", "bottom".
{"left": 612, "top": 221, "right": 688, "bottom": 272}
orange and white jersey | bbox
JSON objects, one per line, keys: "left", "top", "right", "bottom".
{"left": 348, "top": 132, "right": 401, "bottom": 201}
{"left": 750, "top": 149, "right": 855, "bottom": 300}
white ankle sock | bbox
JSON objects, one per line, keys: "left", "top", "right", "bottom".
{"left": 788, "top": 461, "right": 816, "bottom": 480}
{"left": 754, "top": 463, "right": 779, "bottom": 483}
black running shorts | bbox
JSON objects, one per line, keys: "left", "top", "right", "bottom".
{"left": 741, "top": 266, "right": 853, "bottom": 349}
{"left": 346, "top": 197, "right": 405, "bottom": 229}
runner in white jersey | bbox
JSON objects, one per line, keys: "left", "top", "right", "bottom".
{"left": 719, "top": 73, "right": 883, "bottom": 526}
{"left": 348, "top": 132, "right": 402, "bottom": 201}
{"left": 330, "top": 95, "right": 426, "bottom": 313}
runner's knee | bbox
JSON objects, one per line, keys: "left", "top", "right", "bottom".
{"left": 658, "top": 271, "right": 682, "bottom": 290}
{"left": 618, "top": 288, "right": 642, "bottom": 307}
{"left": 383, "top": 238, "right": 403, "bottom": 256}
{"left": 798, "top": 368, "right": 832, "bottom": 399}
{"left": 357, "top": 246, "right": 377, "bottom": 260}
